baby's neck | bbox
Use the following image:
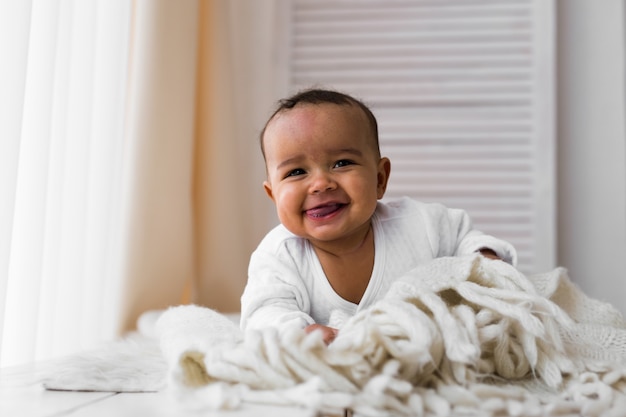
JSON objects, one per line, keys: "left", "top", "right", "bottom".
{"left": 311, "top": 223, "right": 373, "bottom": 258}
{"left": 312, "top": 225, "right": 375, "bottom": 304}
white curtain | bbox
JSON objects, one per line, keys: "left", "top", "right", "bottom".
{"left": 0, "top": 1, "right": 32, "bottom": 367}
{"left": 192, "top": 0, "right": 281, "bottom": 314}
{"left": 0, "top": 0, "right": 132, "bottom": 367}
{"left": 0, "top": 0, "right": 280, "bottom": 368}
{"left": 113, "top": 0, "right": 200, "bottom": 334}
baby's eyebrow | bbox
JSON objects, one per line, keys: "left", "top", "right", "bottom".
{"left": 276, "top": 155, "right": 304, "bottom": 170}
{"left": 333, "top": 148, "right": 363, "bottom": 157}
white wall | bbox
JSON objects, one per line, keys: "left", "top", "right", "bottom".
{"left": 556, "top": 0, "right": 626, "bottom": 315}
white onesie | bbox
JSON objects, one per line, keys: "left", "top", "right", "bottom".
{"left": 240, "top": 197, "right": 517, "bottom": 331}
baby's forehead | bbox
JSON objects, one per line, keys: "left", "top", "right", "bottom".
{"left": 262, "top": 101, "right": 380, "bottom": 161}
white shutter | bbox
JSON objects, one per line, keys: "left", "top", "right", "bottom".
{"left": 282, "top": 0, "right": 555, "bottom": 273}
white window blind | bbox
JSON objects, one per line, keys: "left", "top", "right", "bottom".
{"left": 283, "top": 0, "right": 555, "bottom": 273}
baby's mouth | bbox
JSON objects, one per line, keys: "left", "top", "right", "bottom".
{"left": 305, "top": 203, "right": 345, "bottom": 218}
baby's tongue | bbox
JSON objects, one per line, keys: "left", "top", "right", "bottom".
{"left": 307, "top": 203, "right": 341, "bottom": 217}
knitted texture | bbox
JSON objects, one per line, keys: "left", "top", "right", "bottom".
{"left": 42, "top": 255, "right": 626, "bottom": 416}
{"left": 153, "top": 255, "right": 626, "bottom": 416}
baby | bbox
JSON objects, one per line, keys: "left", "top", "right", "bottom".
{"left": 240, "top": 88, "right": 516, "bottom": 344}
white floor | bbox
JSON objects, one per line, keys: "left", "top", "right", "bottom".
{"left": 2, "top": 361, "right": 589, "bottom": 417}
{"left": 0, "top": 311, "right": 326, "bottom": 417}
{"left": 0, "top": 362, "right": 321, "bottom": 417}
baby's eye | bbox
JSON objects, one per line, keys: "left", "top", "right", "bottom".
{"left": 285, "top": 168, "right": 306, "bottom": 178}
{"left": 334, "top": 159, "right": 354, "bottom": 168}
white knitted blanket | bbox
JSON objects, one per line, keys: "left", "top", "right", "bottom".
{"left": 44, "top": 255, "right": 626, "bottom": 417}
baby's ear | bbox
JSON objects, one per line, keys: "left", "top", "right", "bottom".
{"left": 263, "top": 180, "right": 275, "bottom": 201}
{"left": 376, "top": 157, "right": 391, "bottom": 198}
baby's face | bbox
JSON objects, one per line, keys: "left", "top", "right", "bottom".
{"left": 263, "top": 103, "right": 390, "bottom": 250}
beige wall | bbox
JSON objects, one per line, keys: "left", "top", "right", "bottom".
{"left": 556, "top": 0, "right": 626, "bottom": 315}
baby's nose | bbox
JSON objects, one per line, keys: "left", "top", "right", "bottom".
{"left": 310, "top": 171, "right": 337, "bottom": 194}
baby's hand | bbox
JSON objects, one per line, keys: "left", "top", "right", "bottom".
{"left": 305, "top": 324, "right": 338, "bottom": 345}
{"left": 478, "top": 248, "right": 501, "bottom": 260}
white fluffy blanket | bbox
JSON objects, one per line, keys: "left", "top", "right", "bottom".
{"left": 43, "top": 255, "right": 626, "bottom": 417}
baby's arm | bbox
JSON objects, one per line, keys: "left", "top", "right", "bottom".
{"left": 241, "top": 245, "right": 315, "bottom": 332}
{"left": 437, "top": 205, "right": 517, "bottom": 265}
